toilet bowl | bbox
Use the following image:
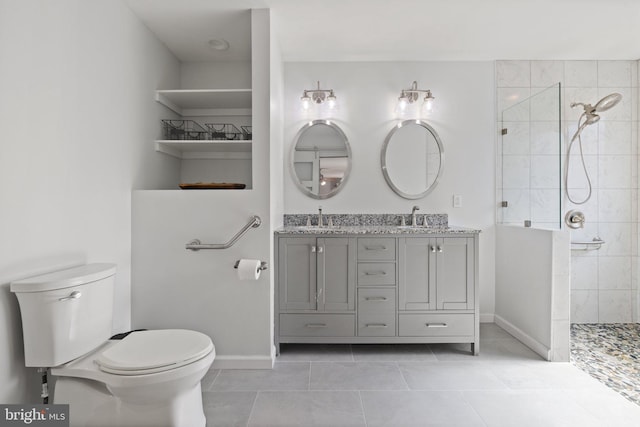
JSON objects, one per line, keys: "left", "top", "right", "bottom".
{"left": 53, "top": 330, "right": 215, "bottom": 426}
{"left": 10, "top": 263, "right": 215, "bottom": 427}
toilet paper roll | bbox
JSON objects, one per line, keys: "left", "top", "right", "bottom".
{"left": 236, "top": 259, "right": 261, "bottom": 281}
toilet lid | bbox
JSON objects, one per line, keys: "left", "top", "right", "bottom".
{"left": 96, "top": 329, "right": 213, "bottom": 375}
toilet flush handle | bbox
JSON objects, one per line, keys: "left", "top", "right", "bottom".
{"left": 58, "top": 290, "right": 82, "bottom": 302}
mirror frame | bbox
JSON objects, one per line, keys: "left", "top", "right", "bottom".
{"left": 290, "top": 119, "right": 352, "bottom": 200}
{"left": 380, "top": 119, "right": 444, "bottom": 200}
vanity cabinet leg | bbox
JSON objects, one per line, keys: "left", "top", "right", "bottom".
{"left": 471, "top": 342, "right": 479, "bottom": 356}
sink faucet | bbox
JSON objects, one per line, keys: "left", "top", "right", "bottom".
{"left": 318, "top": 206, "right": 323, "bottom": 228}
{"left": 411, "top": 206, "right": 420, "bottom": 226}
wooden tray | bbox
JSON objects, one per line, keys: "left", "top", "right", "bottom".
{"left": 179, "top": 182, "right": 246, "bottom": 190}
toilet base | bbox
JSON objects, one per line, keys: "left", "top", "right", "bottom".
{"left": 54, "top": 377, "right": 206, "bottom": 427}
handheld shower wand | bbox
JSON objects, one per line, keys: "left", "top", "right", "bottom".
{"left": 565, "top": 93, "right": 622, "bottom": 205}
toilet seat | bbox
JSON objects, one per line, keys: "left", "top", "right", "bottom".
{"left": 96, "top": 329, "right": 213, "bottom": 376}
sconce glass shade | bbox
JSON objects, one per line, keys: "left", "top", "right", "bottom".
{"left": 421, "top": 93, "right": 435, "bottom": 114}
{"left": 327, "top": 91, "right": 337, "bottom": 109}
{"left": 301, "top": 93, "right": 311, "bottom": 110}
{"left": 397, "top": 93, "right": 409, "bottom": 112}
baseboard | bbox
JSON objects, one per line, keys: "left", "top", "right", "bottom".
{"left": 480, "top": 313, "right": 495, "bottom": 323}
{"left": 494, "top": 314, "right": 551, "bottom": 361}
{"left": 212, "top": 355, "right": 275, "bottom": 370}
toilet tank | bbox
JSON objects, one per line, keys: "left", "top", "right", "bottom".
{"left": 10, "top": 263, "right": 116, "bottom": 367}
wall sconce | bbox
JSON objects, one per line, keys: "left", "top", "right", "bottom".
{"left": 301, "top": 81, "right": 337, "bottom": 110}
{"left": 397, "top": 81, "right": 435, "bottom": 115}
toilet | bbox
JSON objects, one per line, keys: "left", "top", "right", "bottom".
{"left": 10, "top": 263, "right": 215, "bottom": 427}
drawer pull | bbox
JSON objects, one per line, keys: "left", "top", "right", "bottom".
{"left": 364, "top": 296, "right": 388, "bottom": 301}
{"left": 364, "top": 271, "right": 387, "bottom": 276}
{"left": 305, "top": 323, "right": 328, "bottom": 328}
{"left": 364, "top": 245, "right": 387, "bottom": 251}
{"left": 425, "top": 323, "right": 448, "bottom": 328}
{"left": 365, "top": 323, "right": 388, "bottom": 328}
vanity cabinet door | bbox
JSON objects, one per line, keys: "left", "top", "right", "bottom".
{"left": 278, "top": 237, "right": 318, "bottom": 310}
{"left": 399, "top": 238, "right": 436, "bottom": 310}
{"left": 317, "top": 237, "right": 356, "bottom": 311}
{"left": 278, "top": 237, "right": 356, "bottom": 312}
{"left": 435, "top": 237, "right": 474, "bottom": 310}
{"left": 399, "top": 237, "right": 474, "bottom": 311}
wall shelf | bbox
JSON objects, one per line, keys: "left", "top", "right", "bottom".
{"left": 155, "top": 140, "right": 252, "bottom": 160}
{"left": 156, "top": 89, "right": 252, "bottom": 116}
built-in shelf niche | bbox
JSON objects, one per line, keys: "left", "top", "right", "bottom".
{"left": 155, "top": 88, "right": 253, "bottom": 188}
{"left": 155, "top": 89, "right": 252, "bottom": 117}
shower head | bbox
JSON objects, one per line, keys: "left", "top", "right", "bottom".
{"left": 594, "top": 92, "right": 622, "bottom": 112}
{"left": 571, "top": 92, "right": 622, "bottom": 117}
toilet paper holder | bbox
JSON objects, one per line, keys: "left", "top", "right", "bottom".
{"left": 234, "top": 260, "right": 268, "bottom": 271}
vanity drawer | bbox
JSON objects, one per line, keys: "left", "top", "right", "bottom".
{"left": 398, "top": 314, "right": 474, "bottom": 337}
{"left": 279, "top": 314, "right": 355, "bottom": 337}
{"left": 358, "top": 313, "right": 396, "bottom": 337}
{"left": 358, "top": 238, "right": 396, "bottom": 260}
{"left": 357, "top": 263, "right": 396, "bottom": 286}
{"left": 358, "top": 288, "right": 396, "bottom": 313}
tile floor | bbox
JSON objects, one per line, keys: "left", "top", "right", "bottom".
{"left": 201, "top": 324, "right": 640, "bottom": 426}
{"left": 570, "top": 323, "right": 640, "bottom": 405}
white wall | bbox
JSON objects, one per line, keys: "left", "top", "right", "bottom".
{"left": 495, "top": 225, "right": 570, "bottom": 361}
{"left": 282, "top": 62, "right": 497, "bottom": 319}
{"left": 131, "top": 9, "right": 282, "bottom": 368}
{"left": 0, "top": 0, "right": 180, "bottom": 402}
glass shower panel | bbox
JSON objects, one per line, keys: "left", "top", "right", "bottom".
{"left": 499, "top": 83, "right": 562, "bottom": 229}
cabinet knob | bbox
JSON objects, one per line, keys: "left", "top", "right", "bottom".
{"left": 437, "top": 246, "right": 443, "bottom": 253}
{"left": 318, "top": 246, "right": 324, "bottom": 253}
{"left": 430, "top": 246, "right": 437, "bottom": 253}
{"left": 311, "top": 246, "right": 316, "bottom": 253}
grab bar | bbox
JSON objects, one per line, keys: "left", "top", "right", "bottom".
{"left": 186, "top": 215, "right": 261, "bottom": 251}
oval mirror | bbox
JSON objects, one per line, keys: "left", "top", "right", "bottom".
{"left": 381, "top": 119, "right": 444, "bottom": 199}
{"left": 291, "top": 120, "right": 351, "bottom": 199}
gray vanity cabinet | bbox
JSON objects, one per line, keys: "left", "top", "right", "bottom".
{"left": 278, "top": 236, "right": 356, "bottom": 311}
{"left": 275, "top": 231, "right": 479, "bottom": 355}
{"left": 399, "top": 237, "right": 474, "bottom": 310}
{"left": 398, "top": 236, "right": 477, "bottom": 354}
{"left": 277, "top": 237, "right": 357, "bottom": 342}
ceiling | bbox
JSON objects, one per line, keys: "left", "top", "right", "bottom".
{"left": 126, "top": 0, "right": 640, "bottom": 63}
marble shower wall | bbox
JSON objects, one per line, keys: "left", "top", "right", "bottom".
{"left": 496, "top": 60, "right": 639, "bottom": 323}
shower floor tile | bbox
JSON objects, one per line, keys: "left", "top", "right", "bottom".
{"left": 571, "top": 323, "right": 640, "bottom": 406}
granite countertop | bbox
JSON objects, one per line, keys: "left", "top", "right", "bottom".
{"left": 275, "top": 225, "right": 481, "bottom": 235}
{"left": 276, "top": 213, "right": 481, "bottom": 235}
